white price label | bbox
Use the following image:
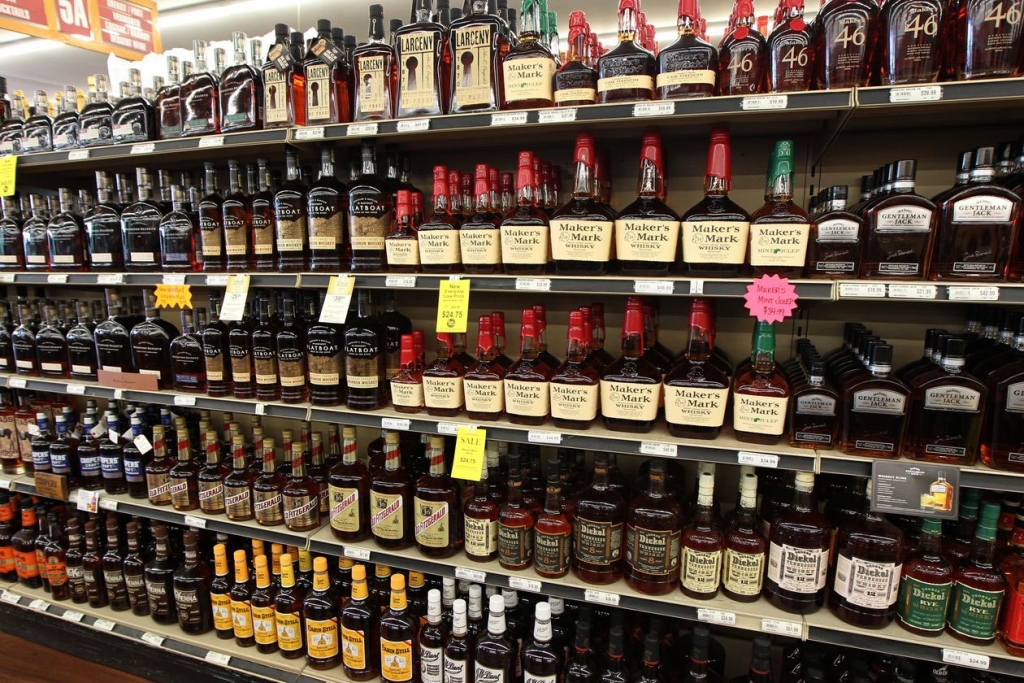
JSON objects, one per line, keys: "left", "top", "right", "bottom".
{"left": 8, "top": 377, "right": 26, "bottom": 389}
{"left": 294, "top": 126, "right": 325, "bottom": 140}
{"left": 633, "top": 102, "right": 674, "bottom": 117}
{"left": 508, "top": 577, "right": 542, "bottom": 593}
{"left": 633, "top": 280, "right": 674, "bottom": 295}
{"left": 344, "top": 546, "right": 371, "bottom": 561}
{"left": 942, "top": 649, "right": 989, "bottom": 670}
{"left": 134, "top": 434, "right": 153, "bottom": 454}
{"left": 47, "top": 274, "right": 68, "bottom": 284}
{"left": 205, "top": 275, "right": 229, "bottom": 286}
{"left": 130, "top": 143, "right": 155, "bottom": 155}
{"left": 382, "top": 418, "right": 411, "bottom": 431}
{"left": 889, "top": 85, "right": 942, "bottom": 103}
{"left": 838, "top": 282, "right": 887, "bottom": 298}
{"left": 385, "top": 276, "right": 417, "bottom": 288}
{"left": 491, "top": 112, "right": 528, "bottom": 126}
{"left": 205, "top": 651, "right": 232, "bottom": 666}
{"left": 68, "top": 149, "right": 90, "bottom": 160}
{"left": 68, "top": 491, "right": 79, "bottom": 503}
{"left": 948, "top": 286, "right": 1000, "bottom": 301}
{"left": 0, "top": 273, "right": 14, "bottom": 283}
{"left": 219, "top": 273, "right": 250, "bottom": 322}
{"left": 77, "top": 489, "right": 100, "bottom": 513}
{"left": 254, "top": 403, "right": 266, "bottom": 416}
{"left": 538, "top": 108, "right": 577, "bottom": 123}
{"left": 515, "top": 278, "right": 551, "bottom": 292}
{"left": 740, "top": 94, "right": 788, "bottom": 110}
{"left": 114, "top": 389, "right": 124, "bottom": 399}
{"left": 319, "top": 274, "right": 354, "bottom": 324}
{"left": 99, "top": 497, "right": 118, "bottom": 511}
{"left": 0, "top": 479, "right": 9, "bottom": 490}
{"left": 697, "top": 608, "right": 735, "bottom": 626}
{"left": 528, "top": 431, "right": 562, "bottom": 445}
{"left": 28, "top": 598, "right": 48, "bottom": 611}
{"left": 760, "top": 618, "right": 802, "bottom": 637}
{"left": 738, "top": 451, "right": 780, "bottom": 468}
{"left": 174, "top": 395, "right": 197, "bottom": 407}
{"left": 27, "top": 423, "right": 39, "bottom": 436}
{"left": 198, "top": 136, "right": 225, "bottom": 148}
{"left": 62, "top": 610, "right": 85, "bottom": 622}
{"left": 183, "top": 514, "right": 207, "bottom": 529}
{"left": 584, "top": 589, "right": 620, "bottom": 606}
{"left": 0, "top": 590, "right": 20, "bottom": 604}
{"left": 67, "top": 384, "right": 86, "bottom": 395}
{"left": 455, "top": 567, "right": 487, "bottom": 583}
{"left": 141, "top": 632, "right": 165, "bottom": 646}
{"left": 109, "top": 429, "right": 119, "bottom": 443}
{"left": 396, "top": 118, "right": 431, "bottom": 132}
{"left": 97, "top": 273, "right": 124, "bottom": 285}
{"left": 163, "top": 274, "right": 186, "bottom": 285}
{"left": 689, "top": 280, "right": 704, "bottom": 295}
{"left": 347, "top": 123, "right": 379, "bottom": 136}
{"left": 639, "top": 442, "right": 678, "bottom": 457}
{"left": 93, "top": 618, "right": 117, "bottom": 631}
{"left": 888, "top": 284, "right": 937, "bottom": 299}
{"left": 437, "top": 422, "right": 459, "bottom": 436}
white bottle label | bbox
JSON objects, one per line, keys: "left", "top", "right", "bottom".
{"left": 421, "top": 645, "right": 444, "bottom": 683}
{"left": 851, "top": 389, "right": 906, "bottom": 415}
{"left": 664, "top": 385, "right": 728, "bottom": 428}
{"left": 923, "top": 385, "right": 982, "bottom": 412}
{"left": 681, "top": 221, "right": 749, "bottom": 264}
{"left": 834, "top": 555, "right": 902, "bottom": 609}
{"left": 952, "top": 196, "right": 1014, "bottom": 223}
{"left": 614, "top": 219, "right": 680, "bottom": 262}
{"left": 733, "top": 394, "right": 788, "bottom": 435}
{"left": 549, "top": 219, "right": 613, "bottom": 262}
{"left": 767, "top": 542, "right": 828, "bottom": 593}
{"left": 749, "top": 223, "right": 810, "bottom": 267}
{"left": 874, "top": 206, "right": 933, "bottom": 233}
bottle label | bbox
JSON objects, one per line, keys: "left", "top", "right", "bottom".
{"left": 897, "top": 575, "right": 951, "bottom": 632}
{"left": 306, "top": 617, "right": 340, "bottom": 659}
{"left": 503, "top": 57, "right": 555, "bottom": 103}
{"left": 504, "top": 379, "right": 551, "bottom": 418}
{"left": 383, "top": 236, "right": 419, "bottom": 265}
{"left": 423, "top": 376, "right": 465, "bottom": 411}
{"left": 574, "top": 516, "right": 623, "bottom": 565}
{"left": 397, "top": 31, "right": 439, "bottom": 110}
{"left": 199, "top": 480, "right": 225, "bottom": 510}
{"left": 464, "top": 378, "right": 506, "bottom": 414}
{"left": 625, "top": 524, "right": 680, "bottom": 576}
{"left": 283, "top": 494, "right": 318, "bottom": 527}
{"left": 550, "top": 382, "right": 599, "bottom": 422}
{"left": 1006, "top": 382, "right": 1024, "bottom": 412}
{"left": 381, "top": 637, "right": 414, "bottom": 682}
{"left": 211, "top": 592, "right": 232, "bottom": 631}
{"left": 767, "top": 542, "right": 828, "bottom": 593}
{"left": 681, "top": 220, "right": 749, "bottom": 264}
{"left": 664, "top": 385, "right": 728, "bottom": 428}
{"left": 342, "top": 626, "right": 367, "bottom": 668}
{"left": 254, "top": 490, "right": 284, "bottom": 524}
{"left": 534, "top": 528, "right": 571, "bottom": 574}
{"left": 681, "top": 546, "right": 722, "bottom": 594}
{"left": 229, "top": 598, "right": 254, "bottom": 638}
{"left": 597, "top": 74, "right": 654, "bottom": 93}
{"left": 498, "top": 521, "right": 533, "bottom": 567}
{"left": 525, "top": 675, "right": 556, "bottom": 683}
{"left": 224, "top": 209, "right": 248, "bottom": 255}
{"left": 657, "top": 69, "right": 716, "bottom": 87}
{"left": 421, "top": 644, "right": 444, "bottom": 683}
{"left": 254, "top": 355, "right": 279, "bottom": 385}
{"left": 230, "top": 348, "right": 253, "bottom": 382}
{"left": 252, "top": 211, "right": 275, "bottom": 255}
{"left": 199, "top": 211, "right": 223, "bottom": 257}
{"left": 309, "top": 346, "right": 342, "bottom": 386}
{"left": 452, "top": 26, "right": 495, "bottom": 107}
{"left": 733, "top": 394, "right": 788, "bottom": 435}
{"left": 816, "top": 218, "right": 860, "bottom": 241}
{"left": 349, "top": 198, "right": 390, "bottom": 251}
{"left": 263, "top": 67, "right": 288, "bottom": 123}
{"left": 46, "top": 557, "right": 67, "bottom": 586}
{"left": 309, "top": 217, "right": 343, "bottom": 255}
{"left": 600, "top": 380, "right": 660, "bottom": 422}
{"left": 948, "top": 581, "right": 1004, "bottom": 640}
{"left": 851, "top": 389, "right": 906, "bottom": 415}
{"left": 370, "top": 490, "right": 405, "bottom": 540}
{"left": 391, "top": 381, "right": 425, "bottom": 408}
{"left": 997, "top": 581, "right": 1024, "bottom": 645}
{"left": 834, "top": 554, "right": 901, "bottom": 609}
{"left": 250, "top": 604, "right": 277, "bottom": 644}
{"left": 875, "top": 205, "right": 933, "bottom": 233}
{"left": 500, "top": 224, "right": 549, "bottom": 265}
{"left": 306, "top": 62, "right": 332, "bottom": 121}
{"left": 414, "top": 498, "right": 450, "bottom": 548}
{"left": 329, "top": 485, "right": 360, "bottom": 533}
{"left": 169, "top": 479, "right": 193, "bottom": 507}
{"left": 749, "top": 223, "right": 810, "bottom": 267}
{"left": 923, "top": 385, "right": 982, "bottom": 412}
{"left": 354, "top": 54, "right": 388, "bottom": 116}
{"left": 418, "top": 229, "right": 461, "bottom": 265}
{"left": 460, "top": 226, "right": 502, "bottom": 265}
{"left": 275, "top": 209, "right": 307, "bottom": 253}
{"left": 554, "top": 87, "right": 597, "bottom": 104}
{"left": 723, "top": 548, "right": 765, "bottom": 596}
{"left": 346, "top": 351, "right": 381, "bottom": 389}
{"left": 614, "top": 218, "right": 680, "bottom": 263}
{"left": 275, "top": 611, "right": 303, "bottom": 651}
{"left": 952, "top": 196, "right": 1015, "bottom": 223}
{"left": 796, "top": 393, "right": 837, "bottom": 416}
{"left": 464, "top": 515, "right": 498, "bottom": 557}
{"left": 548, "top": 219, "right": 613, "bottom": 262}
{"left": 224, "top": 484, "right": 253, "bottom": 518}
{"left": 475, "top": 663, "right": 505, "bottom": 683}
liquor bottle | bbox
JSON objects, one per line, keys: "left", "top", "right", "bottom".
{"left": 170, "top": 309, "right": 206, "bottom": 392}
{"left": 458, "top": 164, "right": 500, "bottom": 274}
{"left": 548, "top": 133, "right": 615, "bottom": 275}
{"left": 352, "top": 8, "right": 398, "bottom": 121}
{"left": 664, "top": 299, "right": 730, "bottom": 439}
{"left": 554, "top": 11, "right": 598, "bottom": 106}
{"left": 36, "top": 305, "right": 69, "bottom": 377}
{"left": 765, "top": 0, "right": 814, "bottom": 91}
{"left": 370, "top": 432, "right": 413, "bottom": 548}
{"left": 347, "top": 141, "right": 390, "bottom": 271}
{"left": 20, "top": 195, "right": 48, "bottom": 271}
{"left": 157, "top": 185, "right": 198, "bottom": 271}
{"left": 379, "top": 574, "right": 417, "bottom": 683}
{"left": 0, "top": 197, "right": 24, "bottom": 269}
{"left": 273, "top": 148, "right": 309, "bottom": 271}
{"left": 680, "top": 470, "right": 724, "bottom": 599}
{"left": 76, "top": 415, "right": 103, "bottom": 491}
{"left": 546, "top": 310, "right": 599, "bottom": 430}
{"left": 168, "top": 426, "right": 200, "bottom": 512}
{"left": 395, "top": 0, "right": 448, "bottom": 118}
{"left": 80, "top": 520, "right": 106, "bottom": 606}
{"left": 198, "top": 292, "right": 230, "bottom": 396}
{"left": 121, "top": 168, "right": 163, "bottom": 271}
{"left": 129, "top": 290, "right": 175, "bottom": 388}
{"left": 144, "top": 523, "right": 177, "bottom": 623}
{"left": 448, "top": 0, "right": 510, "bottom": 113}
{"left": 624, "top": 460, "right": 681, "bottom": 595}
{"left": 341, "top": 563, "right": 381, "bottom": 679}
{"left": 386, "top": 190, "right": 420, "bottom": 272}
{"left": 21, "top": 91, "right": 52, "bottom": 153}
{"left": 765, "top": 472, "right": 832, "bottom": 613}
{"left": 346, "top": 291, "right": 385, "bottom": 409}
{"left": 412, "top": 436, "right": 462, "bottom": 557}
{"left": 878, "top": 0, "right": 946, "bottom": 83}
{"left": 894, "top": 516, "right": 953, "bottom": 636}
{"left": 458, "top": 316, "right": 503, "bottom": 421}
{"left": 599, "top": 625, "right": 627, "bottom": 683}
{"left": 387, "top": 333, "right": 423, "bottom": 413}
{"left": 250, "top": 294, "right": 280, "bottom": 401}
{"left": 750, "top": 140, "right": 810, "bottom": 277}
{"left": 263, "top": 25, "right": 301, "bottom": 128}
{"left": 195, "top": 163, "right": 224, "bottom": 271}
{"left": 500, "top": 309, "right": 551, "bottom": 425}
{"left": 840, "top": 343, "right": 912, "bottom": 457}
{"left": 227, "top": 300, "right": 255, "bottom": 400}
{"left": 415, "top": 165, "right": 460, "bottom": 271}
{"left": 572, "top": 452, "right": 625, "bottom": 584}
{"left": 956, "top": 0, "right": 1023, "bottom": 79}
{"left": 305, "top": 298, "right": 344, "bottom": 408}
{"left": 143, "top": 424, "right": 172, "bottom": 505}
{"left": 497, "top": 454, "right": 534, "bottom": 569}
{"left": 281, "top": 441, "right": 319, "bottom": 531}
{"left": 111, "top": 68, "right": 153, "bottom": 144}
{"left": 61, "top": 517, "right": 86, "bottom": 603}
{"left": 655, "top": 0, "right": 718, "bottom": 99}
{"left": 501, "top": 0, "right": 557, "bottom": 109}
{"left": 936, "top": 147, "right": 1022, "bottom": 281}
{"left": 862, "top": 161, "right": 938, "bottom": 278}
{"left": 243, "top": 553, "right": 276, "bottom": 653}
{"left": 522, "top": 601, "right": 561, "bottom": 683}
{"left": 597, "top": 0, "right": 657, "bottom": 103}
{"left": 475, "top": 594, "right": 515, "bottom": 683}
{"left": 0, "top": 94, "right": 23, "bottom": 155}
{"left": 463, "top": 452, "right": 499, "bottom": 563}
{"left": 250, "top": 437, "right": 284, "bottom": 526}
{"left": 733, "top": 322, "right": 790, "bottom": 445}
{"left": 51, "top": 85, "right": 80, "bottom": 150}
{"left": 217, "top": 160, "right": 250, "bottom": 271}
{"left": 328, "top": 428, "right": 369, "bottom": 542}
{"left": 599, "top": 301, "right": 661, "bottom": 433}
{"left": 721, "top": 473, "right": 766, "bottom": 602}
{"left": 948, "top": 502, "right": 1006, "bottom": 643}
{"left": 788, "top": 357, "right": 840, "bottom": 449}
{"left": 272, "top": 551, "right": 304, "bottom": 658}
{"left": 275, "top": 294, "right": 308, "bottom": 404}
{"left": 500, "top": 151, "right": 552, "bottom": 274}
{"left": 524, "top": 473, "right": 569, "bottom": 578}
{"left": 814, "top": 0, "right": 880, "bottom": 88}
{"left": 197, "top": 431, "right": 227, "bottom": 515}
{"left": 303, "top": 146, "right": 346, "bottom": 272}
{"left": 83, "top": 171, "right": 123, "bottom": 270}
{"left": 174, "top": 530, "right": 214, "bottom": 635}
{"left": 99, "top": 414, "right": 127, "bottom": 494}
{"left": 228, "top": 547, "right": 256, "bottom": 647}
{"left": 45, "top": 188, "right": 86, "bottom": 271}
{"left": 155, "top": 57, "right": 184, "bottom": 138}
{"left": 219, "top": 31, "right": 262, "bottom": 132}
{"left": 719, "top": 2, "right": 767, "bottom": 95}
{"left": 209, "top": 543, "right": 234, "bottom": 640}
{"left": 181, "top": 40, "right": 220, "bottom": 136}
{"left": 807, "top": 185, "right": 864, "bottom": 278}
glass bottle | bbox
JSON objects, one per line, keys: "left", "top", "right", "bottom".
{"left": 170, "top": 309, "right": 206, "bottom": 392}
{"left": 223, "top": 435, "right": 255, "bottom": 522}
{"left": 596, "top": 0, "right": 657, "bottom": 103}
{"left": 45, "top": 188, "right": 86, "bottom": 271}
{"left": 501, "top": 0, "right": 557, "bottom": 109}
{"left": 275, "top": 294, "right": 308, "bottom": 404}
{"left": 272, "top": 552, "right": 304, "bottom": 658}
{"left": 416, "top": 165, "right": 461, "bottom": 272}
{"left": 143, "top": 523, "right": 177, "bottom": 623}
{"left": 274, "top": 148, "right": 309, "bottom": 272}
{"left": 550, "top": 310, "right": 600, "bottom": 430}
{"left": 380, "top": 573, "right": 417, "bottom": 683}
{"left": 111, "top": 68, "right": 153, "bottom": 143}
{"left": 79, "top": 520, "right": 106, "bottom": 605}
{"left": 308, "top": 144, "right": 346, "bottom": 272}
{"left": 948, "top": 502, "right": 1006, "bottom": 643}
{"left": 263, "top": 25, "right": 302, "bottom": 128}
{"left": 841, "top": 343, "right": 912, "bottom": 458}
{"left": 749, "top": 140, "right": 810, "bottom": 277}
{"left": 449, "top": 0, "right": 511, "bottom": 113}
{"left": 220, "top": 31, "right": 263, "bottom": 131}
{"left": 680, "top": 470, "right": 724, "bottom": 599}
{"left": 158, "top": 185, "right": 198, "bottom": 271}
{"left": 766, "top": 0, "right": 815, "bottom": 91}
{"left": 956, "top": 0, "right": 1024, "bottom": 79}
{"left": 346, "top": 291, "right": 385, "bottom": 410}
{"left": 144, "top": 424, "right": 171, "bottom": 505}
{"left": 352, "top": 7, "right": 398, "bottom": 121}
{"left": 348, "top": 141, "right": 390, "bottom": 271}
{"left": 306, "top": 295, "right": 344, "bottom": 408}
{"left": 227, "top": 299, "right": 255, "bottom": 400}
{"left": 807, "top": 185, "right": 864, "bottom": 278}
{"left": 475, "top": 594, "right": 515, "bottom": 683}
{"left": 209, "top": 544, "right": 234, "bottom": 641}
{"left": 788, "top": 358, "right": 840, "bottom": 449}
{"left": 228, "top": 548, "right": 255, "bottom": 648}
{"left": 894, "top": 516, "right": 953, "bottom": 636}
{"left": 733, "top": 322, "right": 790, "bottom": 445}
{"left": 549, "top": 133, "right": 615, "bottom": 275}
{"left": 502, "top": 309, "right": 552, "bottom": 425}
{"left": 386, "top": 190, "right": 420, "bottom": 272}
{"left": 0, "top": 95, "right": 23, "bottom": 156}
{"left": 814, "top": 0, "right": 880, "bottom": 88}
{"left": 174, "top": 530, "right": 214, "bottom": 635}
{"left": 20, "top": 91, "right": 52, "bottom": 154}
{"left": 51, "top": 85, "right": 80, "bottom": 150}
{"left": 155, "top": 57, "right": 183, "bottom": 138}
{"left": 554, "top": 11, "right": 598, "bottom": 106}
{"left": 342, "top": 564, "right": 381, "bottom": 679}
{"left": 98, "top": 414, "right": 126, "bottom": 494}
{"left": 464, "top": 447, "right": 499, "bottom": 562}
{"left": 572, "top": 452, "right": 626, "bottom": 584}
{"left": 77, "top": 416, "right": 103, "bottom": 491}
{"left": 719, "top": 2, "right": 767, "bottom": 95}
{"left": 121, "top": 168, "right": 163, "bottom": 271}
{"left": 83, "top": 171, "right": 123, "bottom": 270}
{"left": 460, "top": 163, "right": 502, "bottom": 274}
{"left": 765, "top": 472, "right": 832, "bottom": 613}
{"left": 395, "top": 0, "right": 449, "bottom": 118}
{"left": 251, "top": 294, "right": 280, "bottom": 401}
{"left": 500, "top": 150, "right": 552, "bottom": 273}
{"left": 414, "top": 436, "right": 462, "bottom": 557}
{"left": 328, "top": 427, "right": 369, "bottom": 541}
{"left": 421, "top": 333, "right": 464, "bottom": 416}
{"left": 129, "top": 289, "right": 175, "bottom": 388}
{"left": 62, "top": 517, "right": 86, "bottom": 603}
{"left": 21, "top": 195, "right": 49, "bottom": 271}
{"left": 389, "top": 333, "right": 424, "bottom": 413}
{"left": 721, "top": 473, "right": 767, "bottom": 602}
{"left": 528, "top": 473, "right": 570, "bottom": 579}
{"left": 0, "top": 197, "right": 24, "bottom": 269}
{"left": 599, "top": 301, "right": 661, "bottom": 433}
{"left": 664, "top": 298, "right": 731, "bottom": 439}
{"left": 878, "top": 0, "right": 946, "bottom": 83}
{"left": 36, "top": 305, "right": 69, "bottom": 377}
{"left": 197, "top": 431, "right": 227, "bottom": 515}
{"left": 181, "top": 40, "right": 220, "bottom": 136}
{"left": 370, "top": 432, "right": 413, "bottom": 549}
{"left": 614, "top": 132, "right": 681, "bottom": 276}
{"left": 862, "top": 161, "right": 938, "bottom": 279}
{"left": 497, "top": 454, "right": 534, "bottom": 569}
{"left": 195, "top": 162, "right": 224, "bottom": 271}
{"left": 657, "top": 0, "right": 718, "bottom": 99}
{"left": 169, "top": 427, "right": 199, "bottom": 511}
{"left": 624, "top": 460, "right": 681, "bottom": 595}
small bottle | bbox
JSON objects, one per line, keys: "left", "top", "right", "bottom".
{"left": 599, "top": 300, "right": 661, "bottom": 433}
{"left": 209, "top": 543, "right": 234, "bottom": 640}
{"left": 534, "top": 474, "right": 572, "bottom": 578}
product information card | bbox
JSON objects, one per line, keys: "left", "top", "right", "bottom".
{"left": 871, "top": 461, "right": 960, "bottom": 519}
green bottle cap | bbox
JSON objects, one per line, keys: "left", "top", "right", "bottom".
{"left": 976, "top": 502, "right": 1001, "bottom": 540}
{"left": 768, "top": 140, "right": 795, "bottom": 181}
{"left": 959, "top": 488, "right": 980, "bottom": 518}
{"left": 750, "top": 321, "right": 776, "bottom": 363}
{"left": 920, "top": 518, "right": 942, "bottom": 534}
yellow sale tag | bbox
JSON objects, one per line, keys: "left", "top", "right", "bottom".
{"left": 0, "top": 156, "right": 15, "bottom": 198}
{"left": 154, "top": 284, "right": 193, "bottom": 309}
{"left": 436, "top": 278, "right": 470, "bottom": 333}
{"left": 451, "top": 427, "right": 486, "bottom": 481}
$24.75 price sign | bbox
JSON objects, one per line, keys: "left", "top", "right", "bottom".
{"left": 436, "top": 278, "right": 471, "bottom": 333}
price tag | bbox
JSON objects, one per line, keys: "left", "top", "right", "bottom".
{"left": 697, "top": 608, "right": 735, "bottom": 626}
{"left": 740, "top": 94, "right": 788, "bottom": 110}
{"left": 99, "top": 497, "right": 118, "bottom": 511}
{"left": 134, "top": 434, "right": 153, "bottom": 454}
{"left": 218, "top": 274, "right": 250, "bottom": 322}
{"left": 344, "top": 546, "right": 371, "bottom": 561}
{"left": 28, "top": 598, "right": 48, "bottom": 611}
{"left": 452, "top": 426, "right": 487, "bottom": 481}
{"left": 385, "top": 275, "right": 417, "bottom": 288}
{"left": 738, "top": 451, "right": 780, "bottom": 468}
{"left": 689, "top": 280, "right": 704, "bottom": 295}
{"left": 97, "top": 273, "right": 124, "bottom": 284}
{"left": 838, "top": 282, "right": 887, "bottom": 298}
{"left": 491, "top": 112, "right": 528, "bottom": 126}
{"left": 633, "top": 280, "right": 674, "bottom": 294}
{"left": 62, "top": 610, "right": 85, "bottom": 622}
{"left": 632, "top": 102, "right": 674, "bottom": 117}
{"left": 0, "top": 479, "right": 10, "bottom": 490}
{"left": 205, "top": 651, "right": 232, "bottom": 666}
{"left": 583, "top": 589, "right": 620, "bottom": 606}
{"left": 294, "top": 126, "right": 325, "bottom": 140}
{"left": 141, "top": 631, "right": 165, "bottom": 647}
{"left": 942, "top": 649, "right": 989, "bottom": 670}
{"left": 77, "top": 489, "right": 100, "bottom": 513}
{"left": 0, "top": 590, "right": 20, "bottom": 604}
{"left": 436, "top": 278, "right": 470, "bottom": 333}
{"left": 888, "top": 284, "right": 937, "bottom": 299}
{"left": 254, "top": 403, "right": 266, "bottom": 416}
{"left": 130, "top": 143, "right": 155, "bottom": 155}
{"left": 205, "top": 274, "right": 229, "bottom": 286}
{"left": 47, "top": 274, "right": 68, "bottom": 284}
{"left": 538, "top": 108, "right": 577, "bottom": 123}
{"left": 744, "top": 274, "right": 799, "bottom": 324}
{"left": 123, "top": 427, "right": 133, "bottom": 441}
{"left": 382, "top": 418, "right": 411, "bottom": 431}
{"left": 948, "top": 286, "right": 999, "bottom": 301}
{"left": 639, "top": 442, "right": 678, "bottom": 457}
{"left": 508, "top": 577, "right": 542, "bottom": 592}
{"left": 114, "top": 389, "right": 124, "bottom": 399}
{"left": 0, "top": 156, "right": 14, "bottom": 198}
{"left": 396, "top": 118, "right": 431, "bottom": 132}
{"left": 93, "top": 618, "right": 117, "bottom": 631}
{"left": 8, "top": 377, "right": 25, "bottom": 389}
{"left": 163, "top": 273, "right": 187, "bottom": 285}
{"left": 0, "top": 273, "right": 14, "bottom": 283}
{"left": 108, "top": 429, "right": 120, "bottom": 443}
{"left": 437, "top": 422, "right": 459, "bottom": 435}
{"left": 514, "top": 278, "right": 551, "bottom": 292}
{"left": 347, "top": 123, "right": 379, "bottom": 136}
{"left": 66, "top": 384, "right": 86, "bottom": 395}
{"left": 320, "top": 274, "right": 355, "bottom": 324}
{"left": 528, "top": 431, "right": 562, "bottom": 445}
{"left": 198, "top": 136, "right": 225, "bottom": 148}
{"left": 889, "top": 85, "right": 942, "bottom": 103}
{"left": 174, "top": 395, "right": 197, "bottom": 407}
{"left": 183, "top": 514, "right": 207, "bottom": 529}
{"left": 455, "top": 567, "right": 487, "bottom": 583}
{"left": 761, "top": 618, "right": 802, "bottom": 637}
{"left": 27, "top": 423, "right": 39, "bottom": 436}
{"left": 68, "top": 491, "right": 78, "bottom": 503}
{"left": 68, "top": 149, "right": 91, "bottom": 160}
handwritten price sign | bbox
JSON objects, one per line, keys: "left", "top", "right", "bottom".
{"left": 743, "top": 275, "right": 799, "bottom": 323}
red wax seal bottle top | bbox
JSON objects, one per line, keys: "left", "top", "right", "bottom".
{"left": 396, "top": 190, "right": 412, "bottom": 220}
{"left": 567, "top": 310, "right": 586, "bottom": 344}
{"left": 706, "top": 125, "right": 732, "bottom": 185}
{"left": 679, "top": 0, "right": 700, "bottom": 20}
{"left": 520, "top": 309, "right": 538, "bottom": 342}
{"left": 517, "top": 151, "right": 535, "bottom": 192}
{"left": 432, "top": 165, "right": 448, "bottom": 198}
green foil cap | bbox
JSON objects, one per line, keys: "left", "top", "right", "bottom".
{"left": 750, "top": 321, "right": 776, "bottom": 363}
{"left": 768, "top": 140, "right": 795, "bottom": 181}
{"left": 920, "top": 518, "right": 942, "bottom": 534}
{"left": 976, "top": 501, "right": 1001, "bottom": 540}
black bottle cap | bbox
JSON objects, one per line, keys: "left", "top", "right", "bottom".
{"left": 932, "top": 333, "right": 953, "bottom": 354}
{"left": 345, "top": 35, "right": 357, "bottom": 47}
{"left": 795, "top": 338, "right": 813, "bottom": 352}
{"left": 808, "top": 359, "right": 825, "bottom": 376}
{"left": 451, "top": 8, "right": 462, "bottom": 20}
{"left": 956, "top": 151, "right": 972, "bottom": 173}
{"left": 1015, "top": 315, "right": 1024, "bottom": 336}
{"left": 942, "top": 336, "right": 967, "bottom": 358}
{"left": 607, "top": 626, "right": 624, "bottom": 656}
{"left": 391, "top": 18, "right": 403, "bottom": 32}
{"left": 317, "top": 18, "right": 331, "bottom": 33}
{"left": 290, "top": 31, "right": 304, "bottom": 46}
{"left": 858, "top": 334, "right": 880, "bottom": 357}
{"left": 370, "top": 4, "right": 385, "bottom": 17}
{"left": 642, "top": 633, "right": 659, "bottom": 664}
{"left": 870, "top": 343, "right": 894, "bottom": 367}
{"left": 895, "top": 159, "right": 917, "bottom": 180}
{"left": 861, "top": 174, "right": 872, "bottom": 192}
{"left": 998, "top": 140, "right": 1017, "bottom": 163}
{"left": 885, "top": 163, "right": 896, "bottom": 183}
{"left": 924, "top": 328, "right": 948, "bottom": 348}
{"left": 438, "top": 0, "right": 449, "bottom": 7}
{"left": 573, "top": 620, "right": 590, "bottom": 648}
{"left": 690, "top": 625, "right": 710, "bottom": 657}
{"left": 831, "top": 184, "right": 848, "bottom": 201}
{"left": 332, "top": 27, "right": 345, "bottom": 44}
{"left": 896, "top": 660, "right": 917, "bottom": 678}
{"left": 1001, "top": 309, "right": 1017, "bottom": 331}
{"left": 973, "top": 146, "right": 995, "bottom": 168}
{"left": 275, "top": 23, "right": 288, "bottom": 38}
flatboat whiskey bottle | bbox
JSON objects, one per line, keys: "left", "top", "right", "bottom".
{"left": 664, "top": 298, "right": 730, "bottom": 439}
{"left": 597, "top": 0, "right": 656, "bottom": 103}
{"left": 614, "top": 132, "right": 681, "bottom": 276}
{"left": 449, "top": 0, "right": 510, "bottom": 113}
{"left": 807, "top": 185, "right": 864, "bottom": 278}
{"left": 353, "top": 7, "right": 398, "bottom": 121}
{"left": 947, "top": 502, "right": 1006, "bottom": 644}
{"left": 814, "top": 0, "right": 880, "bottom": 88}
{"left": 554, "top": 11, "right": 598, "bottom": 106}
{"left": 501, "top": 0, "right": 557, "bottom": 109}
{"left": 765, "top": 472, "right": 832, "bottom": 613}
{"left": 719, "top": 2, "right": 767, "bottom": 95}
{"left": 346, "top": 290, "right": 385, "bottom": 410}
{"left": 733, "top": 322, "right": 790, "bottom": 445}
{"left": 750, "top": 140, "right": 810, "bottom": 277}
{"left": 599, "top": 302, "right": 661, "bottom": 433}
{"left": 348, "top": 141, "right": 390, "bottom": 271}
{"left": 414, "top": 437, "right": 462, "bottom": 557}
{"left": 896, "top": 517, "right": 952, "bottom": 636}
{"left": 625, "top": 460, "right": 681, "bottom": 595}
{"left": 549, "top": 133, "right": 615, "bottom": 275}
{"left": 550, "top": 311, "right": 599, "bottom": 430}
{"left": 370, "top": 432, "right": 413, "bottom": 549}
{"left": 572, "top": 452, "right": 625, "bottom": 584}
{"left": 766, "top": 0, "right": 814, "bottom": 91}
{"left": 197, "top": 162, "right": 224, "bottom": 271}
{"left": 498, "top": 455, "right": 534, "bottom": 569}
{"left": 275, "top": 149, "right": 309, "bottom": 272}
{"left": 657, "top": 0, "right": 718, "bottom": 99}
